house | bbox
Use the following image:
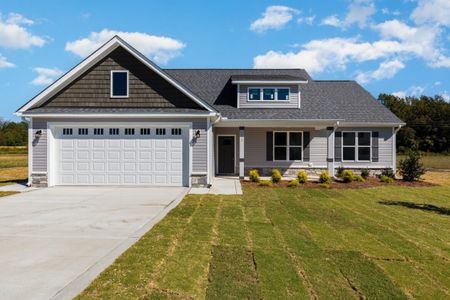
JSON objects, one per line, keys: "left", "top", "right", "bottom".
{"left": 16, "top": 36, "right": 404, "bottom": 187}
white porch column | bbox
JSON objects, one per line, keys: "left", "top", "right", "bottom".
{"left": 326, "top": 126, "right": 335, "bottom": 176}
{"left": 239, "top": 126, "right": 245, "bottom": 179}
{"left": 392, "top": 126, "right": 397, "bottom": 175}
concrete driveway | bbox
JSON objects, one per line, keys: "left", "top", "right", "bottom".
{"left": 0, "top": 186, "right": 187, "bottom": 300}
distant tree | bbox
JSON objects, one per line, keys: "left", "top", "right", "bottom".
{"left": 379, "top": 94, "right": 450, "bottom": 153}
{"left": 0, "top": 120, "right": 28, "bottom": 146}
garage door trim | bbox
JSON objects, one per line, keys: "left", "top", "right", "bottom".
{"left": 47, "top": 121, "right": 193, "bottom": 187}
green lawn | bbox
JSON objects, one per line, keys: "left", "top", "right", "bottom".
{"left": 79, "top": 183, "right": 450, "bottom": 299}
{"left": 398, "top": 153, "right": 450, "bottom": 170}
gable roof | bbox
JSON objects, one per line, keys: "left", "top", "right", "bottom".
{"left": 16, "top": 36, "right": 217, "bottom": 115}
{"left": 165, "top": 69, "right": 404, "bottom": 125}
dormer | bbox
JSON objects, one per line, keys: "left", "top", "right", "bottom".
{"left": 231, "top": 75, "right": 308, "bottom": 109}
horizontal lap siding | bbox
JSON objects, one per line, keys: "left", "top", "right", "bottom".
{"left": 32, "top": 119, "right": 47, "bottom": 172}
{"left": 192, "top": 121, "right": 207, "bottom": 173}
{"left": 238, "top": 85, "right": 299, "bottom": 108}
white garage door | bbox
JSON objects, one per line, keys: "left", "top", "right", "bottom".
{"left": 55, "top": 126, "right": 188, "bottom": 186}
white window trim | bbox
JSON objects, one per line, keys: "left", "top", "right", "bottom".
{"left": 342, "top": 131, "right": 372, "bottom": 162}
{"left": 247, "top": 87, "right": 290, "bottom": 102}
{"left": 110, "top": 70, "right": 129, "bottom": 98}
{"left": 273, "top": 131, "right": 303, "bottom": 162}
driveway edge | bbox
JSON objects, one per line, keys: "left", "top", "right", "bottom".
{"left": 51, "top": 188, "right": 188, "bottom": 300}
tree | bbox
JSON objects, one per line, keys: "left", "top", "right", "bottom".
{"left": 0, "top": 120, "right": 28, "bottom": 146}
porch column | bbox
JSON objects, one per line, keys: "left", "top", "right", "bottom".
{"left": 239, "top": 126, "right": 245, "bottom": 179}
{"left": 326, "top": 126, "right": 335, "bottom": 176}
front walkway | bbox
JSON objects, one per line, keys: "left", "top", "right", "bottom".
{"left": 189, "top": 177, "right": 242, "bottom": 195}
{"left": 0, "top": 186, "right": 187, "bottom": 300}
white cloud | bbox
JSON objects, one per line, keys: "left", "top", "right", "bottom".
{"left": 321, "top": 0, "right": 376, "bottom": 28}
{"left": 0, "top": 54, "right": 14, "bottom": 68}
{"left": 356, "top": 59, "right": 405, "bottom": 84}
{"left": 392, "top": 91, "right": 406, "bottom": 98}
{"left": 31, "top": 67, "right": 63, "bottom": 85}
{"left": 441, "top": 92, "right": 450, "bottom": 101}
{"left": 435, "top": 81, "right": 442, "bottom": 86}
{"left": 0, "top": 12, "right": 45, "bottom": 49}
{"left": 250, "top": 6, "right": 299, "bottom": 33}
{"left": 297, "top": 15, "right": 315, "bottom": 26}
{"left": 65, "top": 29, "right": 185, "bottom": 64}
{"left": 411, "top": 0, "right": 450, "bottom": 26}
{"left": 393, "top": 85, "right": 426, "bottom": 98}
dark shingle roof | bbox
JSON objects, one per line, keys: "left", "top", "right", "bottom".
{"left": 230, "top": 74, "right": 307, "bottom": 82}
{"left": 164, "top": 69, "right": 403, "bottom": 124}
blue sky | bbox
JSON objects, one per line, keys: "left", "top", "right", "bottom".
{"left": 1, "top": 0, "right": 449, "bottom": 121}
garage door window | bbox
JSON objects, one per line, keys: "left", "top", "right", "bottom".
{"left": 94, "top": 128, "right": 104, "bottom": 135}
{"left": 109, "top": 128, "right": 119, "bottom": 135}
{"left": 78, "top": 128, "right": 88, "bottom": 135}
{"left": 63, "top": 128, "right": 73, "bottom": 135}
{"left": 140, "top": 128, "right": 151, "bottom": 135}
{"left": 171, "top": 128, "right": 182, "bottom": 135}
{"left": 124, "top": 128, "right": 135, "bottom": 135}
{"left": 156, "top": 128, "right": 166, "bottom": 135}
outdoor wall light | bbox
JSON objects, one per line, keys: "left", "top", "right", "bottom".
{"left": 35, "top": 130, "right": 43, "bottom": 137}
{"left": 195, "top": 130, "right": 201, "bottom": 138}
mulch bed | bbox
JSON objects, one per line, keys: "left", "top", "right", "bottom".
{"left": 241, "top": 177, "right": 436, "bottom": 189}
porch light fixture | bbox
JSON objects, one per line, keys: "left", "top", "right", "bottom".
{"left": 35, "top": 130, "right": 42, "bottom": 137}
{"left": 195, "top": 130, "right": 201, "bottom": 138}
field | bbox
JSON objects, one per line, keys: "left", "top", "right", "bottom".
{"left": 398, "top": 153, "right": 450, "bottom": 170}
{"left": 0, "top": 146, "right": 28, "bottom": 186}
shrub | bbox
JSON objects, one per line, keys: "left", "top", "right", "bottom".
{"left": 288, "top": 179, "right": 299, "bottom": 187}
{"left": 271, "top": 169, "right": 282, "bottom": 183}
{"left": 249, "top": 169, "right": 260, "bottom": 183}
{"left": 380, "top": 175, "right": 394, "bottom": 183}
{"left": 319, "top": 183, "right": 330, "bottom": 189}
{"left": 297, "top": 170, "right": 308, "bottom": 183}
{"left": 399, "top": 150, "right": 425, "bottom": 182}
{"left": 361, "top": 168, "right": 370, "bottom": 179}
{"left": 342, "top": 170, "right": 354, "bottom": 183}
{"left": 336, "top": 166, "right": 345, "bottom": 178}
{"left": 381, "top": 168, "right": 395, "bottom": 178}
{"left": 353, "top": 175, "right": 365, "bottom": 182}
{"left": 319, "top": 171, "right": 331, "bottom": 184}
{"left": 259, "top": 180, "right": 272, "bottom": 187}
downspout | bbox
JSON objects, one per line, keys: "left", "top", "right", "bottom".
{"left": 392, "top": 125, "right": 402, "bottom": 176}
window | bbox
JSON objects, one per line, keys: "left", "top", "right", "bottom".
{"left": 342, "top": 131, "right": 371, "bottom": 161}
{"left": 248, "top": 88, "right": 260, "bottom": 100}
{"left": 248, "top": 87, "right": 290, "bottom": 101}
{"left": 94, "top": 128, "right": 104, "bottom": 135}
{"left": 171, "top": 128, "right": 182, "bottom": 135}
{"left": 78, "top": 128, "right": 88, "bottom": 135}
{"left": 263, "top": 88, "right": 275, "bottom": 100}
{"left": 274, "top": 131, "right": 302, "bottom": 161}
{"left": 124, "top": 128, "right": 135, "bottom": 135}
{"left": 111, "top": 71, "right": 128, "bottom": 97}
{"left": 156, "top": 128, "right": 166, "bottom": 135}
{"left": 109, "top": 128, "right": 119, "bottom": 135}
{"left": 63, "top": 128, "right": 73, "bottom": 135}
{"left": 140, "top": 128, "right": 151, "bottom": 135}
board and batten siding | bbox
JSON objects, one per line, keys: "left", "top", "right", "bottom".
{"left": 30, "top": 117, "right": 208, "bottom": 175}
{"left": 238, "top": 85, "right": 300, "bottom": 108}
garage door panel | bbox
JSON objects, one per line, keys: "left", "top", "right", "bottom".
{"left": 56, "top": 126, "right": 187, "bottom": 186}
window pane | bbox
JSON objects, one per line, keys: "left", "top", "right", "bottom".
{"left": 343, "top": 147, "right": 355, "bottom": 161}
{"left": 289, "top": 132, "right": 302, "bottom": 146}
{"left": 274, "top": 132, "right": 287, "bottom": 145}
{"left": 358, "top": 132, "right": 371, "bottom": 146}
{"left": 289, "top": 147, "right": 302, "bottom": 160}
{"left": 277, "top": 88, "right": 289, "bottom": 100}
{"left": 263, "top": 88, "right": 275, "bottom": 100}
{"left": 112, "top": 72, "right": 127, "bottom": 96}
{"left": 248, "top": 88, "right": 260, "bottom": 100}
{"left": 343, "top": 132, "right": 355, "bottom": 146}
{"left": 274, "top": 147, "right": 287, "bottom": 160}
{"left": 358, "top": 147, "right": 370, "bottom": 161}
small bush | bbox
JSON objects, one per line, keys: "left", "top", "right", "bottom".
{"left": 361, "top": 168, "right": 369, "bottom": 179}
{"left": 319, "top": 171, "right": 331, "bottom": 184}
{"left": 319, "top": 183, "right": 330, "bottom": 189}
{"left": 249, "top": 169, "right": 260, "bottom": 183}
{"left": 380, "top": 175, "right": 394, "bottom": 183}
{"left": 381, "top": 168, "right": 395, "bottom": 178}
{"left": 342, "top": 170, "right": 354, "bottom": 183}
{"left": 336, "top": 166, "right": 345, "bottom": 178}
{"left": 353, "top": 175, "right": 365, "bottom": 182}
{"left": 297, "top": 170, "right": 308, "bottom": 183}
{"left": 288, "top": 179, "right": 299, "bottom": 187}
{"left": 271, "top": 169, "right": 282, "bottom": 183}
{"left": 399, "top": 150, "right": 425, "bottom": 182}
{"left": 259, "top": 180, "right": 272, "bottom": 187}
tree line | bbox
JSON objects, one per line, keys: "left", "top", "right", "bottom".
{"left": 379, "top": 94, "right": 450, "bottom": 153}
{"left": 0, "top": 120, "right": 28, "bottom": 146}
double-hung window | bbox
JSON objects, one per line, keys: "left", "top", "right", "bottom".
{"left": 342, "top": 132, "right": 371, "bottom": 161}
{"left": 111, "top": 70, "right": 129, "bottom": 98}
{"left": 248, "top": 87, "right": 290, "bottom": 101}
{"left": 274, "top": 132, "right": 302, "bottom": 161}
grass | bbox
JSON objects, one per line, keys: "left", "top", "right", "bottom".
{"left": 0, "top": 147, "right": 28, "bottom": 186}
{"left": 78, "top": 179, "right": 450, "bottom": 299}
{"left": 398, "top": 153, "right": 450, "bottom": 170}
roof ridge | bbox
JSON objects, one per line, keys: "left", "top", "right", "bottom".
{"left": 163, "top": 68, "right": 307, "bottom": 71}
{"left": 314, "top": 80, "right": 354, "bottom": 82}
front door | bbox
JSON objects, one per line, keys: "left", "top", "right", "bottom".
{"left": 218, "top": 136, "right": 235, "bottom": 174}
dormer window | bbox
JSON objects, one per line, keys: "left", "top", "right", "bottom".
{"left": 111, "top": 70, "right": 129, "bottom": 98}
{"left": 248, "top": 87, "right": 290, "bottom": 101}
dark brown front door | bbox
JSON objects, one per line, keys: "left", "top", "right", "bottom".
{"left": 218, "top": 136, "right": 235, "bottom": 174}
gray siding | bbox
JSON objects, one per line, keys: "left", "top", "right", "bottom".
{"left": 31, "top": 117, "right": 208, "bottom": 175}
{"left": 238, "top": 85, "right": 300, "bottom": 108}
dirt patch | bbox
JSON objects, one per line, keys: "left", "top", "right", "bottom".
{"left": 242, "top": 177, "right": 435, "bottom": 190}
